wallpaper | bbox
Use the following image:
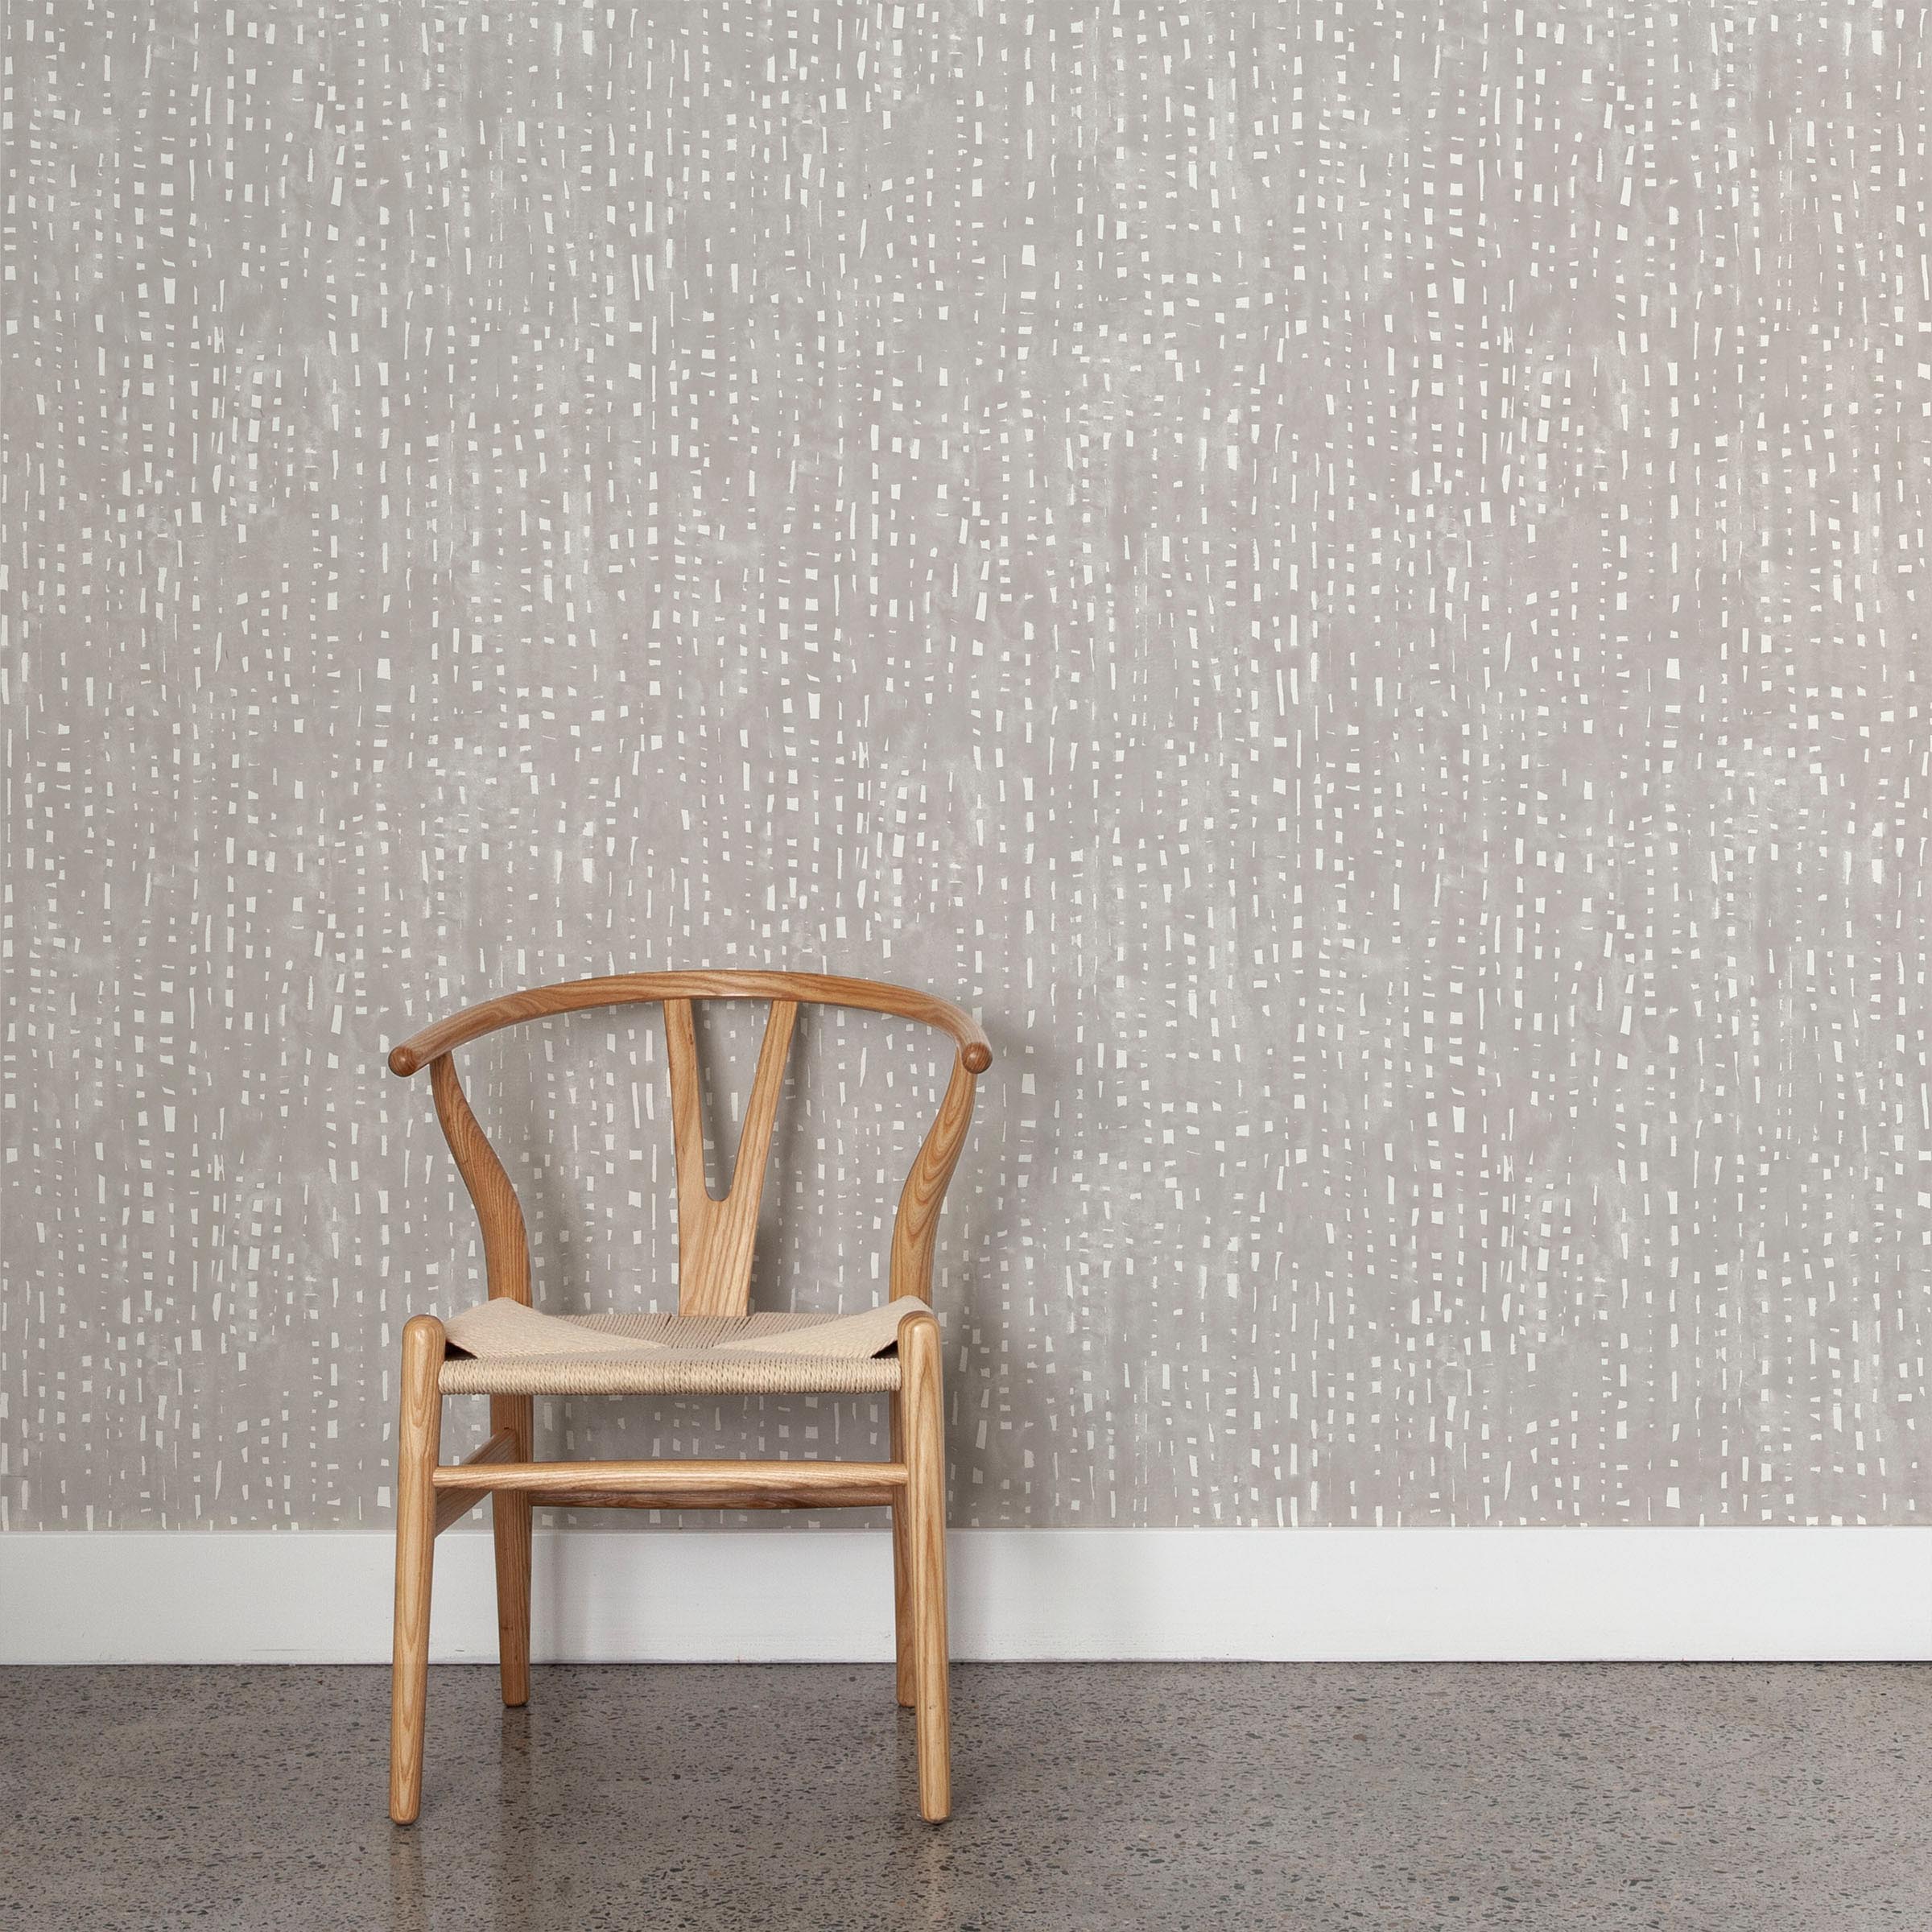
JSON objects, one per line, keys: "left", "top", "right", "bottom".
{"left": 4, "top": 1, "right": 1928, "bottom": 1532}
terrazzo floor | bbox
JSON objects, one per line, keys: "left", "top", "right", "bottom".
{"left": 4, "top": 1662, "right": 1930, "bottom": 1930}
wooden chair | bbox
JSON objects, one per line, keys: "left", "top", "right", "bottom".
{"left": 382, "top": 970, "right": 991, "bottom": 1827}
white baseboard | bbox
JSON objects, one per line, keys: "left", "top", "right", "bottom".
{"left": 3, "top": 1527, "right": 1926, "bottom": 1666}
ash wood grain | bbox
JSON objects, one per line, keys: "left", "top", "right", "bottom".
{"left": 517, "top": 1480, "right": 902, "bottom": 1512}
{"left": 431, "top": 1426, "right": 519, "bottom": 1536}
{"left": 389, "top": 1315, "right": 444, "bottom": 1826}
{"left": 491, "top": 1392, "right": 533, "bottom": 1707}
{"left": 663, "top": 996, "right": 799, "bottom": 1317}
{"left": 398, "top": 971, "right": 983, "bottom": 1341}
{"left": 430, "top": 1053, "right": 530, "bottom": 1306}
{"left": 890, "top": 1393, "right": 916, "bottom": 1707}
{"left": 386, "top": 968, "right": 985, "bottom": 1821}
{"left": 433, "top": 1458, "right": 907, "bottom": 1503}
{"left": 891, "top": 1055, "right": 982, "bottom": 1302}
{"left": 898, "top": 1308, "right": 952, "bottom": 1820}
{"left": 389, "top": 969, "right": 990, "bottom": 1076}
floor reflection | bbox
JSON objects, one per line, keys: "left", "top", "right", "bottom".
{"left": 385, "top": 1828, "right": 429, "bottom": 1932}
{"left": 385, "top": 1706, "right": 535, "bottom": 1932}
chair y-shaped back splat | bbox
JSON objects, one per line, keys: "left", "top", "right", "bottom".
{"left": 663, "top": 996, "right": 798, "bottom": 1318}
{"left": 389, "top": 969, "right": 992, "bottom": 1319}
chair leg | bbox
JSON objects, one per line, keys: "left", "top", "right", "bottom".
{"left": 899, "top": 1311, "right": 951, "bottom": 1822}
{"left": 492, "top": 1393, "right": 534, "bottom": 1707}
{"left": 390, "top": 1315, "right": 444, "bottom": 1826}
{"left": 890, "top": 1399, "right": 916, "bottom": 1708}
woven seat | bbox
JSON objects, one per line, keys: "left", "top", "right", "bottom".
{"left": 437, "top": 1297, "right": 916, "bottom": 1397}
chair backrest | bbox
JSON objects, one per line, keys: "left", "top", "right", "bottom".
{"left": 388, "top": 971, "right": 993, "bottom": 1319}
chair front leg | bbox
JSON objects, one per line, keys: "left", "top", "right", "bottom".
{"left": 390, "top": 1315, "right": 445, "bottom": 1825}
{"left": 492, "top": 1392, "right": 534, "bottom": 1707}
{"left": 898, "top": 1310, "right": 951, "bottom": 1822}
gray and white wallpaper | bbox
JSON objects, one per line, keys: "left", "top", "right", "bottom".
{"left": 5, "top": 2, "right": 1929, "bottom": 1532}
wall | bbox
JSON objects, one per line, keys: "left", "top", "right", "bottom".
{"left": 5, "top": 0, "right": 1927, "bottom": 1536}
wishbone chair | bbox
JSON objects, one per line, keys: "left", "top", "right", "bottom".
{"left": 382, "top": 970, "right": 991, "bottom": 1824}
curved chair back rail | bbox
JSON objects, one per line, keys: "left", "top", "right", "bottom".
{"left": 387, "top": 970, "right": 992, "bottom": 1319}
{"left": 389, "top": 969, "right": 991, "bottom": 1075}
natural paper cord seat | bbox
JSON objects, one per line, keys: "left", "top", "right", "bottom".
{"left": 382, "top": 970, "right": 991, "bottom": 1827}
{"left": 437, "top": 1294, "right": 922, "bottom": 1397}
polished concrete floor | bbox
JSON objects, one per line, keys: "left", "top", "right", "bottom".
{"left": 4, "top": 1662, "right": 1930, "bottom": 1930}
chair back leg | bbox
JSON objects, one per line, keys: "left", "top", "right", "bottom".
{"left": 898, "top": 1311, "right": 952, "bottom": 1822}
{"left": 390, "top": 1316, "right": 444, "bottom": 1824}
{"left": 492, "top": 1392, "right": 535, "bottom": 1707}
